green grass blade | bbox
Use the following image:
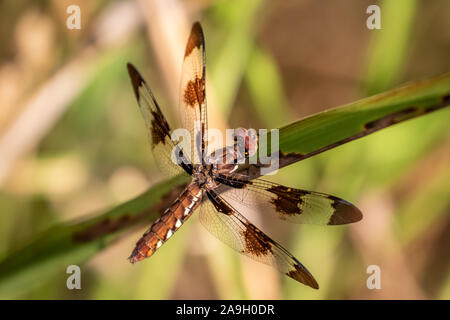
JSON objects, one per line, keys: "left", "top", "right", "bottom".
{"left": 238, "top": 73, "right": 450, "bottom": 178}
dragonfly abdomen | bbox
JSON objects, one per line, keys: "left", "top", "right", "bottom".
{"left": 128, "top": 182, "right": 203, "bottom": 263}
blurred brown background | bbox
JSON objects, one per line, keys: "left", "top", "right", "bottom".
{"left": 0, "top": 0, "right": 449, "bottom": 299}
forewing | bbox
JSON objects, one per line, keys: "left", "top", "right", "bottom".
{"left": 215, "top": 176, "right": 362, "bottom": 225}
{"left": 200, "top": 190, "right": 319, "bottom": 289}
{"left": 127, "top": 63, "right": 192, "bottom": 177}
{"left": 179, "top": 22, "right": 207, "bottom": 165}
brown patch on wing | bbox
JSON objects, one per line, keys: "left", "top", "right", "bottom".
{"left": 150, "top": 109, "right": 171, "bottom": 147}
{"left": 286, "top": 264, "right": 319, "bottom": 289}
{"left": 184, "top": 22, "right": 204, "bottom": 58}
{"left": 206, "top": 190, "right": 233, "bottom": 215}
{"left": 267, "top": 185, "right": 304, "bottom": 216}
{"left": 268, "top": 185, "right": 302, "bottom": 197}
{"left": 126, "top": 63, "right": 173, "bottom": 148}
{"left": 183, "top": 77, "right": 205, "bottom": 108}
{"left": 270, "top": 196, "right": 301, "bottom": 216}
{"left": 214, "top": 174, "right": 252, "bottom": 189}
{"left": 127, "top": 63, "right": 144, "bottom": 100}
{"left": 328, "top": 196, "right": 363, "bottom": 225}
{"left": 241, "top": 223, "right": 273, "bottom": 257}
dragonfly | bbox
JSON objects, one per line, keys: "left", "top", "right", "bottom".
{"left": 126, "top": 22, "right": 362, "bottom": 289}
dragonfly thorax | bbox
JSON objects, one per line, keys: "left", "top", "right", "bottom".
{"left": 192, "top": 164, "right": 217, "bottom": 188}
